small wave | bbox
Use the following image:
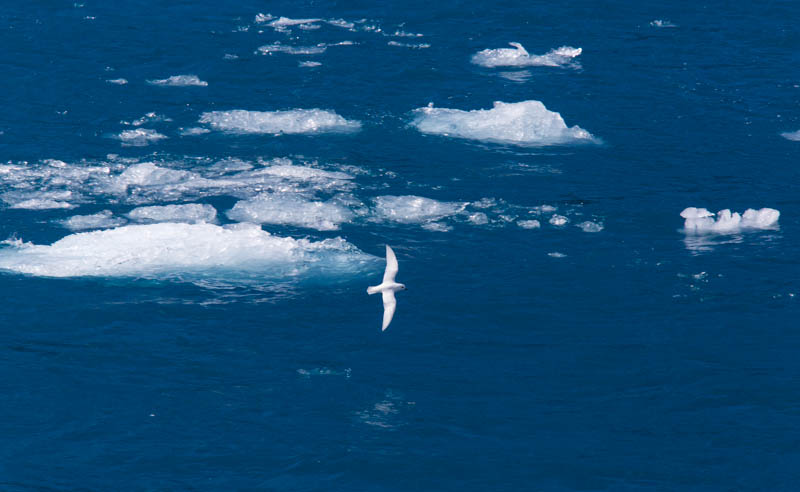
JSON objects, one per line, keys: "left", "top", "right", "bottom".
{"left": 147, "top": 75, "right": 208, "bottom": 87}
{"left": 199, "top": 109, "right": 361, "bottom": 135}
{"left": 471, "top": 43, "right": 581, "bottom": 68}
{"left": 411, "top": 100, "right": 597, "bottom": 146}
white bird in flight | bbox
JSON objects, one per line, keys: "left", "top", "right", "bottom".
{"left": 367, "top": 245, "right": 406, "bottom": 331}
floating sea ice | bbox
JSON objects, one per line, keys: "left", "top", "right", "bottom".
{"left": 198, "top": 109, "right": 361, "bottom": 135}
{"left": 517, "top": 220, "right": 541, "bottom": 229}
{"left": 11, "top": 199, "right": 75, "bottom": 210}
{"left": 179, "top": 127, "right": 211, "bottom": 136}
{"left": 411, "top": 100, "right": 597, "bottom": 146}
{"left": 577, "top": 221, "right": 603, "bottom": 232}
{"left": 299, "top": 61, "right": 322, "bottom": 68}
{"left": 147, "top": 75, "right": 208, "bottom": 87}
{"left": 468, "top": 212, "right": 489, "bottom": 225}
{"left": 0, "top": 222, "right": 374, "bottom": 279}
{"left": 127, "top": 204, "right": 218, "bottom": 224}
{"left": 471, "top": 43, "right": 582, "bottom": 68}
{"left": 267, "top": 16, "right": 322, "bottom": 30}
{"left": 372, "top": 195, "right": 467, "bottom": 225}
{"left": 61, "top": 210, "right": 126, "bottom": 231}
{"left": 781, "top": 130, "right": 800, "bottom": 141}
{"left": 114, "top": 128, "right": 167, "bottom": 146}
{"left": 549, "top": 215, "right": 569, "bottom": 226}
{"left": 681, "top": 207, "right": 780, "bottom": 233}
{"left": 106, "top": 78, "right": 128, "bottom": 85}
{"left": 387, "top": 41, "right": 430, "bottom": 49}
{"left": 254, "top": 13, "right": 274, "bottom": 23}
{"left": 650, "top": 19, "right": 677, "bottom": 28}
{"left": 227, "top": 194, "right": 353, "bottom": 231}
{"left": 257, "top": 42, "right": 327, "bottom": 55}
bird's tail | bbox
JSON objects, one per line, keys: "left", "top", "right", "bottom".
{"left": 367, "top": 285, "right": 381, "bottom": 295}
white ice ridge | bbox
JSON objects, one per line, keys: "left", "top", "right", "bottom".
{"left": 114, "top": 128, "right": 167, "bottom": 146}
{"left": 412, "top": 100, "right": 597, "bottom": 146}
{"left": 0, "top": 223, "right": 374, "bottom": 279}
{"left": 127, "top": 204, "right": 217, "bottom": 224}
{"left": 199, "top": 109, "right": 361, "bottom": 135}
{"left": 681, "top": 207, "right": 780, "bottom": 233}
{"left": 471, "top": 43, "right": 582, "bottom": 68}
{"left": 373, "top": 195, "right": 467, "bottom": 225}
{"left": 227, "top": 194, "right": 353, "bottom": 231}
{"left": 147, "top": 75, "right": 208, "bottom": 87}
{"left": 61, "top": 210, "right": 126, "bottom": 231}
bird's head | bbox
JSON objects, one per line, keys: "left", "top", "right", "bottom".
{"left": 399, "top": 284, "right": 407, "bottom": 290}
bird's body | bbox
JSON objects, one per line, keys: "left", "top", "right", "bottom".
{"left": 367, "top": 245, "right": 406, "bottom": 331}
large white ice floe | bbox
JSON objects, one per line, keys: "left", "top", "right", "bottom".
{"left": 147, "top": 75, "right": 208, "bottom": 87}
{"left": 227, "top": 194, "right": 354, "bottom": 231}
{"left": 681, "top": 207, "right": 780, "bottom": 233}
{"left": 471, "top": 43, "right": 582, "bottom": 68}
{"left": 199, "top": 109, "right": 361, "bottom": 135}
{"left": 372, "top": 195, "right": 467, "bottom": 225}
{"left": 411, "top": 100, "right": 597, "bottom": 146}
{"left": 0, "top": 223, "right": 375, "bottom": 279}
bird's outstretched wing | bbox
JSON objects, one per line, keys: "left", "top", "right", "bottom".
{"left": 382, "top": 290, "right": 396, "bottom": 331}
{"left": 383, "top": 245, "right": 399, "bottom": 283}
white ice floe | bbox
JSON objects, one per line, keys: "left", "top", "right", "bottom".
{"left": 681, "top": 207, "right": 780, "bottom": 233}
{"left": 114, "top": 128, "right": 167, "bottom": 146}
{"left": 549, "top": 215, "right": 569, "bottom": 226}
{"left": 199, "top": 109, "right": 361, "bottom": 135}
{"left": 106, "top": 78, "right": 128, "bottom": 85}
{"left": 147, "top": 75, "right": 208, "bottom": 87}
{"left": 0, "top": 222, "right": 374, "bottom": 279}
{"left": 372, "top": 195, "right": 467, "bottom": 225}
{"left": 227, "top": 194, "right": 353, "bottom": 231}
{"left": 127, "top": 204, "right": 218, "bottom": 224}
{"left": 517, "top": 220, "right": 541, "bottom": 229}
{"left": 471, "top": 43, "right": 582, "bottom": 68}
{"left": 254, "top": 13, "right": 274, "bottom": 23}
{"left": 781, "top": 130, "right": 800, "bottom": 141}
{"left": 387, "top": 41, "right": 430, "bottom": 49}
{"left": 411, "top": 100, "right": 597, "bottom": 146}
{"left": 179, "top": 127, "right": 211, "bottom": 136}
{"left": 650, "top": 19, "right": 677, "bottom": 28}
{"left": 268, "top": 16, "right": 322, "bottom": 30}
{"left": 61, "top": 210, "right": 126, "bottom": 231}
{"left": 299, "top": 61, "right": 322, "bottom": 67}
{"left": 577, "top": 220, "right": 603, "bottom": 232}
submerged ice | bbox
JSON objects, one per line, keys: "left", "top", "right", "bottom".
{"left": 412, "top": 100, "right": 596, "bottom": 146}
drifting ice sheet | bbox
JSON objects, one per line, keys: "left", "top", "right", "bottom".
{"left": 681, "top": 207, "right": 780, "bottom": 233}
{"left": 227, "top": 194, "right": 353, "bottom": 231}
{"left": 471, "top": 43, "right": 582, "bottom": 68}
{"left": 373, "top": 195, "right": 467, "bottom": 224}
{"left": 411, "top": 100, "right": 596, "bottom": 146}
{"left": 127, "top": 204, "right": 218, "bottom": 224}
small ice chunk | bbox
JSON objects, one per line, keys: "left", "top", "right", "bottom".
{"left": 11, "top": 199, "right": 74, "bottom": 210}
{"left": 199, "top": 109, "right": 361, "bottom": 135}
{"left": 373, "top": 195, "right": 467, "bottom": 224}
{"left": 147, "top": 75, "right": 208, "bottom": 87}
{"left": 114, "top": 128, "right": 167, "bottom": 146}
{"left": 468, "top": 212, "right": 489, "bottom": 225}
{"left": 227, "top": 194, "right": 353, "bottom": 231}
{"left": 106, "top": 78, "right": 128, "bottom": 85}
{"left": 412, "top": 100, "right": 597, "bottom": 147}
{"left": 254, "top": 13, "right": 274, "bottom": 23}
{"left": 650, "top": 19, "right": 677, "bottom": 28}
{"left": 299, "top": 61, "right": 322, "bottom": 68}
{"left": 127, "top": 204, "right": 218, "bottom": 224}
{"left": 471, "top": 43, "right": 582, "bottom": 68}
{"left": 387, "top": 41, "right": 430, "bottom": 49}
{"left": 781, "top": 130, "right": 800, "bottom": 141}
{"left": 61, "top": 210, "right": 126, "bottom": 231}
{"left": 548, "top": 252, "right": 567, "bottom": 258}
{"left": 517, "top": 220, "right": 541, "bottom": 229}
{"left": 681, "top": 207, "right": 780, "bottom": 233}
{"left": 257, "top": 42, "right": 327, "bottom": 55}
{"left": 577, "top": 221, "right": 603, "bottom": 232}
{"left": 549, "top": 215, "right": 569, "bottom": 226}
{"left": 179, "top": 127, "right": 211, "bottom": 136}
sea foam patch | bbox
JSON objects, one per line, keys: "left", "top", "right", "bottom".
{"left": 199, "top": 109, "right": 361, "bottom": 135}
{"left": 471, "top": 43, "right": 582, "bottom": 68}
{"left": 0, "top": 223, "right": 375, "bottom": 280}
{"left": 681, "top": 207, "right": 780, "bottom": 233}
{"left": 412, "top": 100, "right": 597, "bottom": 146}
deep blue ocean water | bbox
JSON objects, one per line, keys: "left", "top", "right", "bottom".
{"left": 2, "top": 1, "right": 800, "bottom": 490}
